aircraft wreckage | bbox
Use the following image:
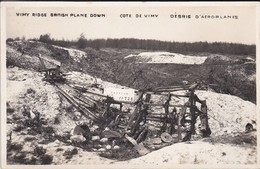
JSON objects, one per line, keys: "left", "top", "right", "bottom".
{"left": 37, "top": 56, "right": 212, "bottom": 156}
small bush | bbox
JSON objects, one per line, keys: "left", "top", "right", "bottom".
{"left": 39, "top": 34, "right": 51, "bottom": 44}
{"left": 63, "top": 148, "right": 78, "bottom": 159}
{"left": 7, "top": 143, "right": 23, "bottom": 152}
{"left": 33, "top": 146, "right": 47, "bottom": 157}
{"left": 6, "top": 102, "right": 15, "bottom": 114}
{"left": 6, "top": 38, "right": 14, "bottom": 43}
{"left": 13, "top": 125, "right": 25, "bottom": 132}
{"left": 13, "top": 153, "right": 26, "bottom": 163}
{"left": 6, "top": 57, "right": 18, "bottom": 67}
{"left": 25, "top": 157, "right": 37, "bottom": 165}
{"left": 40, "top": 154, "right": 53, "bottom": 164}
{"left": 56, "top": 148, "right": 64, "bottom": 152}
{"left": 65, "top": 105, "right": 74, "bottom": 113}
{"left": 7, "top": 107, "right": 15, "bottom": 114}
{"left": 24, "top": 136, "right": 37, "bottom": 142}
{"left": 54, "top": 116, "right": 61, "bottom": 124}
{"left": 27, "top": 88, "right": 36, "bottom": 94}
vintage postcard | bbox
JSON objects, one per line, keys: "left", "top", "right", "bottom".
{"left": 1, "top": 2, "right": 259, "bottom": 169}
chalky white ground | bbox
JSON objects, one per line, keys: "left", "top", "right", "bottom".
{"left": 125, "top": 52, "right": 207, "bottom": 64}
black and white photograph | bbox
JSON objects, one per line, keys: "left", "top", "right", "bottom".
{"left": 1, "top": 2, "right": 258, "bottom": 168}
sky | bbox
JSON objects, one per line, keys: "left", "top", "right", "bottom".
{"left": 3, "top": 2, "right": 257, "bottom": 45}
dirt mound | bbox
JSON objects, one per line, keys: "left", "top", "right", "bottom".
{"left": 195, "top": 90, "right": 256, "bottom": 136}
{"left": 119, "top": 139, "right": 256, "bottom": 165}
{"left": 6, "top": 41, "right": 86, "bottom": 72}
{"left": 204, "top": 54, "right": 232, "bottom": 65}
{"left": 7, "top": 67, "right": 61, "bottom": 131}
{"left": 6, "top": 44, "right": 40, "bottom": 70}
{"left": 208, "top": 63, "right": 256, "bottom": 103}
{"left": 125, "top": 52, "right": 207, "bottom": 64}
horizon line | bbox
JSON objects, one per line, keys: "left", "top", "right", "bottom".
{"left": 6, "top": 36, "right": 256, "bottom": 46}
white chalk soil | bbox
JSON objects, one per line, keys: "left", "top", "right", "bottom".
{"left": 6, "top": 67, "right": 257, "bottom": 165}
{"left": 125, "top": 52, "right": 207, "bottom": 64}
{"left": 119, "top": 139, "right": 256, "bottom": 165}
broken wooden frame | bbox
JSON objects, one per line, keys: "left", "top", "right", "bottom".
{"left": 54, "top": 81, "right": 211, "bottom": 155}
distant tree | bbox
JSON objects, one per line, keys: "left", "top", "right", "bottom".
{"left": 30, "top": 34, "right": 256, "bottom": 56}
{"left": 21, "top": 36, "right": 26, "bottom": 42}
{"left": 77, "top": 33, "right": 87, "bottom": 49}
{"left": 39, "top": 33, "right": 51, "bottom": 43}
{"left": 14, "top": 37, "right": 20, "bottom": 41}
{"left": 6, "top": 38, "right": 14, "bottom": 43}
{"left": 28, "top": 38, "right": 37, "bottom": 41}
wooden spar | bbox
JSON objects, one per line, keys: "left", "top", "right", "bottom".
{"left": 143, "top": 103, "right": 190, "bottom": 107}
{"left": 55, "top": 85, "right": 99, "bottom": 121}
{"left": 79, "top": 94, "right": 99, "bottom": 104}
{"left": 177, "top": 112, "right": 182, "bottom": 142}
{"left": 37, "top": 56, "right": 46, "bottom": 70}
{"left": 146, "top": 118, "right": 164, "bottom": 122}
{"left": 155, "top": 88, "right": 187, "bottom": 92}
{"left": 130, "top": 93, "right": 151, "bottom": 135}
{"left": 123, "top": 114, "right": 166, "bottom": 120}
{"left": 161, "top": 94, "right": 171, "bottom": 132}
{"left": 145, "top": 91, "right": 189, "bottom": 97}
{"left": 74, "top": 89, "right": 100, "bottom": 103}
{"left": 126, "top": 102, "right": 141, "bottom": 130}
{"left": 73, "top": 95, "right": 96, "bottom": 107}
{"left": 189, "top": 93, "right": 197, "bottom": 134}
{"left": 154, "top": 85, "right": 192, "bottom": 90}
